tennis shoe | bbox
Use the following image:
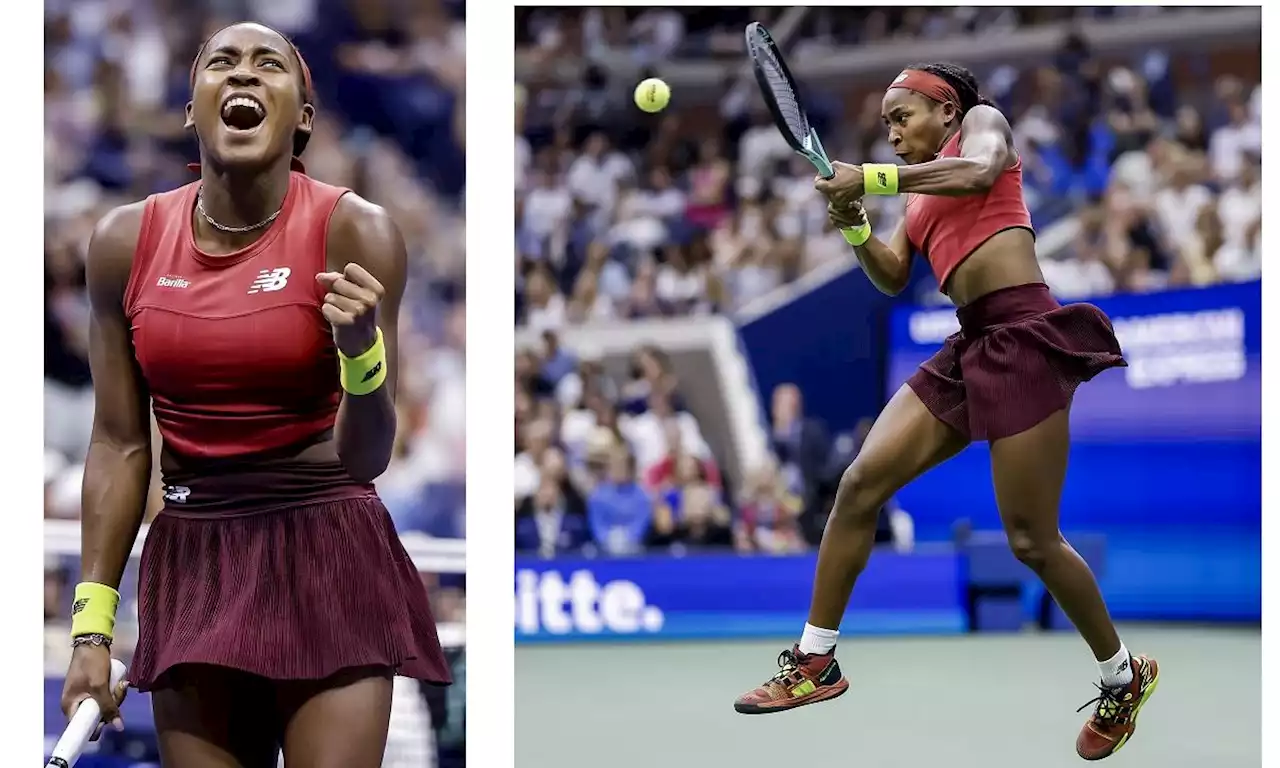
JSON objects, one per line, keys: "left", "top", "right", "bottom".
{"left": 733, "top": 645, "right": 848, "bottom": 714}
{"left": 1075, "top": 654, "right": 1160, "bottom": 760}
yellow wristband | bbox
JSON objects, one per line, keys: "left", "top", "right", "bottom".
{"left": 841, "top": 222, "right": 872, "bottom": 247}
{"left": 71, "top": 582, "right": 120, "bottom": 640}
{"left": 339, "top": 326, "right": 388, "bottom": 396}
{"left": 862, "top": 163, "right": 900, "bottom": 195}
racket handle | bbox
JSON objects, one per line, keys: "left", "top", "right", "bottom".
{"left": 46, "top": 659, "right": 128, "bottom": 768}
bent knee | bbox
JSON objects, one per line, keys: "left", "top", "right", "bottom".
{"left": 1006, "top": 526, "right": 1063, "bottom": 572}
{"left": 830, "top": 463, "right": 886, "bottom": 527}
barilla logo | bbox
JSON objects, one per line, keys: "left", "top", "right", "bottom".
{"left": 157, "top": 275, "right": 191, "bottom": 289}
{"left": 514, "top": 570, "right": 664, "bottom": 635}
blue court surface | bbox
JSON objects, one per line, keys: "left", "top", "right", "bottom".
{"left": 516, "top": 625, "right": 1260, "bottom": 768}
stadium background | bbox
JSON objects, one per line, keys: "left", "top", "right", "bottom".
{"left": 44, "top": 1, "right": 465, "bottom": 766}
{"left": 513, "top": 7, "right": 1262, "bottom": 768}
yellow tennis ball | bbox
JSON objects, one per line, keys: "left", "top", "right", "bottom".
{"left": 634, "top": 78, "right": 671, "bottom": 113}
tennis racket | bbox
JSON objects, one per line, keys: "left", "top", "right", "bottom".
{"left": 46, "top": 658, "right": 128, "bottom": 768}
{"left": 745, "top": 21, "right": 836, "bottom": 179}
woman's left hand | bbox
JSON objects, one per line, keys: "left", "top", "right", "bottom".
{"left": 316, "top": 263, "right": 385, "bottom": 357}
{"left": 814, "top": 161, "right": 865, "bottom": 208}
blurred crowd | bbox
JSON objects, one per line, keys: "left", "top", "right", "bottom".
{"left": 45, "top": 1, "right": 465, "bottom": 763}
{"left": 1031, "top": 65, "right": 1261, "bottom": 297}
{"left": 513, "top": 6, "right": 1259, "bottom": 557}
{"left": 514, "top": 330, "right": 907, "bottom": 558}
{"left": 515, "top": 6, "right": 1260, "bottom": 326}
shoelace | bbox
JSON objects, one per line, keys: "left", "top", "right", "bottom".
{"left": 1076, "top": 682, "right": 1129, "bottom": 724}
{"left": 770, "top": 649, "right": 802, "bottom": 684}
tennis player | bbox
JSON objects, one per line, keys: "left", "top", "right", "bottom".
{"left": 60, "top": 22, "right": 450, "bottom": 767}
{"left": 732, "top": 63, "right": 1158, "bottom": 761}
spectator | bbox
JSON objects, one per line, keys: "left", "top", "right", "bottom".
{"left": 522, "top": 261, "right": 568, "bottom": 332}
{"left": 644, "top": 420, "right": 723, "bottom": 493}
{"left": 538, "top": 330, "right": 577, "bottom": 386}
{"left": 1208, "top": 98, "right": 1261, "bottom": 184}
{"left": 735, "top": 460, "right": 806, "bottom": 555}
{"left": 769, "top": 383, "right": 832, "bottom": 521}
{"left": 514, "top": 418, "right": 555, "bottom": 505}
{"left": 515, "top": 477, "right": 590, "bottom": 558}
{"left": 649, "top": 454, "right": 733, "bottom": 549}
{"left": 625, "top": 391, "right": 711, "bottom": 476}
{"left": 587, "top": 449, "right": 654, "bottom": 555}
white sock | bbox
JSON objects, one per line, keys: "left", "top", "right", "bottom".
{"left": 798, "top": 623, "right": 839, "bottom": 656}
{"left": 1098, "top": 643, "right": 1133, "bottom": 688}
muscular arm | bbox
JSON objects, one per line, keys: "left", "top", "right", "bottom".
{"left": 80, "top": 203, "right": 152, "bottom": 587}
{"left": 328, "top": 194, "right": 407, "bottom": 483}
{"left": 830, "top": 203, "right": 913, "bottom": 296}
{"left": 852, "top": 221, "right": 914, "bottom": 296}
{"left": 896, "top": 105, "right": 1016, "bottom": 196}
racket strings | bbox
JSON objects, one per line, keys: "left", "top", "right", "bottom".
{"left": 756, "top": 48, "right": 808, "bottom": 143}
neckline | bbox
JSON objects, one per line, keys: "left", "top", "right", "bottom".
{"left": 185, "top": 173, "right": 297, "bottom": 269}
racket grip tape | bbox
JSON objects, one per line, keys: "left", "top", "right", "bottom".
{"left": 841, "top": 222, "right": 872, "bottom": 247}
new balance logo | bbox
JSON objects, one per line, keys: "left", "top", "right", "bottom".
{"left": 71, "top": 598, "right": 87, "bottom": 615}
{"left": 157, "top": 275, "right": 191, "bottom": 289}
{"left": 1117, "top": 658, "right": 1129, "bottom": 674}
{"left": 362, "top": 361, "right": 383, "bottom": 383}
{"left": 877, "top": 171, "right": 888, "bottom": 187}
{"left": 163, "top": 485, "right": 191, "bottom": 503}
{"left": 248, "top": 267, "right": 291, "bottom": 294}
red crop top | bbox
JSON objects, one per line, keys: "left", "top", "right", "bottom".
{"left": 123, "top": 172, "right": 350, "bottom": 461}
{"left": 903, "top": 131, "right": 1034, "bottom": 290}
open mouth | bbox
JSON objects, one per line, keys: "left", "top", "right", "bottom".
{"left": 221, "top": 95, "right": 266, "bottom": 131}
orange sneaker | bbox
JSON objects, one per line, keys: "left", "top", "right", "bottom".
{"left": 1075, "top": 654, "right": 1160, "bottom": 760}
{"left": 733, "top": 645, "right": 849, "bottom": 714}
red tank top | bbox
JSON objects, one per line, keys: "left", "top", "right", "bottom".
{"left": 124, "top": 171, "right": 348, "bottom": 462}
{"left": 903, "top": 131, "right": 1034, "bottom": 289}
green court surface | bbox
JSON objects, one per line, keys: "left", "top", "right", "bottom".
{"left": 516, "top": 625, "right": 1260, "bottom": 768}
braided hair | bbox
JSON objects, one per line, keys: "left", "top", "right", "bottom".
{"left": 906, "top": 62, "right": 996, "bottom": 115}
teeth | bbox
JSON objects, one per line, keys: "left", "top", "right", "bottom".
{"left": 222, "top": 97, "right": 264, "bottom": 117}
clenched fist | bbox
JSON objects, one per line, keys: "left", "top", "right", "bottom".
{"left": 316, "top": 263, "right": 385, "bottom": 358}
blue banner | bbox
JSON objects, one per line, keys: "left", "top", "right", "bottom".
{"left": 514, "top": 548, "right": 966, "bottom": 642}
{"left": 886, "top": 281, "right": 1261, "bottom": 535}
{"left": 738, "top": 266, "right": 906, "bottom": 436}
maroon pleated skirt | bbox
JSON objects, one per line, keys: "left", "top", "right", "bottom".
{"left": 907, "top": 282, "right": 1126, "bottom": 442}
{"left": 129, "top": 496, "right": 452, "bottom": 691}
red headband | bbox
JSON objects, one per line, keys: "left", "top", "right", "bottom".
{"left": 887, "top": 69, "right": 961, "bottom": 108}
{"left": 187, "top": 25, "right": 313, "bottom": 175}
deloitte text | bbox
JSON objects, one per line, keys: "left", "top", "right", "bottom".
{"left": 515, "top": 569, "right": 665, "bottom": 635}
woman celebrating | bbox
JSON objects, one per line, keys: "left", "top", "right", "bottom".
{"left": 60, "top": 22, "right": 449, "bottom": 767}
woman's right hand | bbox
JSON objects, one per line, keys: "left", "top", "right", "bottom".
{"left": 60, "top": 643, "right": 128, "bottom": 738}
{"left": 828, "top": 200, "right": 868, "bottom": 231}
